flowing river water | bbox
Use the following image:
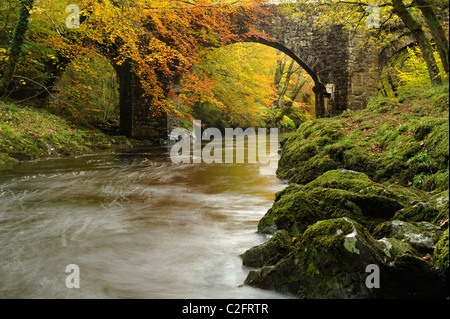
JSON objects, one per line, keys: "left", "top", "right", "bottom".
{"left": 0, "top": 138, "right": 291, "bottom": 299}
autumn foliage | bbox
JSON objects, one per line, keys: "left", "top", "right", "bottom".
{"left": 40, "top": 0, "right": 271, "bottom": 111}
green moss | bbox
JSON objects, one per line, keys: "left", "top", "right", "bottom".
{"left": 434, "top": 229, "right": 449, "bottom": 275}
{"left": 287, "top": 154, "right": 339, "bottom": 184}
{"left": 247, "top": 80, "right": 449, "bottom": 299}
{"left": 393, "top": 204, "right": 441, "bottom": 224}
{"left": 305, "top": 169, "right": 372, "bottom": 192}
{"left": 305, "top": 184, "right": 403, "bottom": 229}
{"left": 425, "top": 124, "right": 449, "bottom": 171}
{"left": 276, "top": 81, "right": 448, "bottom": 192}
{"left": 260, "top": 170, "right": 405, "bottom": 236}
{"left": 377, "top": 237, "right": 416, "bottom": 258}
{"left": 258, "top": 186, "right": 323, "bottom": 235}
{"left": 307, "top": 262, "right": 320, "bottom": 276}
{"left": 0, "top": 100, "right": 128, "bottom": 164}
{"left": 298, "top": 218, "right": 354, "bottom": 252}
{"left": 291, "top": 218, "right": 386, "bottom": 298}
{"left": 241, "top": 230, "right": 294, "bottom": 268}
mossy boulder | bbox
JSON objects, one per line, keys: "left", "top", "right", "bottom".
{"left": 245, "top": 217, "right": 447, "bottom": 298}
{"left": 373, "top": 220, "right": 443, "bottom": 256}
{"left": 241, "top": 230, "right": 294, "bottom": 268}
{"left": 393, "top": 204, "right": 442, "bottom": 224}
{"left": 434, "top": 228, "right": 449, "bottom": 282}
{"left": 245, "top": 169, "right": 448, "bottom": 298}
{"left": 258, "top": 170, "right": 404, "bottom": 235}
{"left": 258, "top": 184, "right": 323, "bottom": 236}
{"left": 246, "top": 218, "right": 384, "bottom": 298}
{"left": 282, "top": 154, "right": 339, "bottom": 185}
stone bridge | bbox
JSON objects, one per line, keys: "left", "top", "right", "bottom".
{"left": 115, "top": 3, "right": 414, "bottom": 140}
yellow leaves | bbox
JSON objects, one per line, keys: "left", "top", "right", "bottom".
{"left": 0, "top": 47, "right": 8, "bottom": 62}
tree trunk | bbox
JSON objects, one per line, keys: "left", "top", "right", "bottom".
{"left": 414, "top": 0, "right": 449, "bottom": 74}
{"left": 392, "top": 0, "right": 442, "bottom": 84}
{"left": 273, "top": 77, "right": 307, "bottom": 125}
{"left": 0, "top": 0, "right": 34, "bottom": 97}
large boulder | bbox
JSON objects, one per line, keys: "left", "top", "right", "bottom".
{"left": 258, "top": 170, "right": 405, "bottom": 235}
{"left": 373, "top": 220, "right": 444, "bottom": 255}
{"left": 241, "top": 230, "right": 294, "bottom": 268}
{"left": 244, "top": 217, "right": 447, "bottom": 298}
{"left": 246, "top": 218, "right": 386, "bottom": 298}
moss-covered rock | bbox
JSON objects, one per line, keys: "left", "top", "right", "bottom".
{"left": 246, "top": 169, "right": 448, "bottom": 298}
{"left": 258, "top": 170, "right": 404, "bottom": 235}
{"left": 434, "top": 229, "right": 449, "bottom": 281}
{"left": 241, "top": 230, "right": 294, "bottom": 268}
{"left": 393, "top": 204, "right": 441, "bottom": 224}
{"left": 244, "top": 81, "right": 449, "bottom": 298}
{"left": 245, "top": 217, "right": 447, "bottom": 298}
{"left": 246, "top": 218, "right": 387, "bottom": 298}
{"left": 283, "top": 154, "right": 339, "bottom": 185}
{"left": 257, "top": 185, "right": 323, "bottom": 236}
{"left": 373, "top": 220, "right": 443, "bottom": 256}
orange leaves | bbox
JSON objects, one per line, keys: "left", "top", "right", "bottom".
{"left": 35, "top": 0, "right": 274, "bottom": 115}
{"left": 368, "top": 141, "right": 383, "bottom": 154}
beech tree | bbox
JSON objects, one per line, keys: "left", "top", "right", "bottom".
{"left": 391, "top": 0, "right": 441, "bottom": 83}
{"left": 269, "top": 53, "right": 310, "bottom": 127}
{"left": 414, "top": 0, "right": 449, "bottom": 75}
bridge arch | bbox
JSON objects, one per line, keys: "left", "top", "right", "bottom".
{"left": 234, "top": 37, "right": 330, "bottom": 122}
{"left": 378, "top": 35, "right": 417, "bottom": 74}
{"left": 110, "top": 4, "right": 392, "bottom": 140}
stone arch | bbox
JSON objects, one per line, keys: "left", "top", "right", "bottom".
{"left": 48, "top": 50, "right": 122, "bottom": 129}
{"left": 245, "top": 37, "right": 320, "bottom": 84}
{"left": 378, "top": 34, "right": 417, "bottom": 75}
{"left": 105, "top": 4, "right": 390, "bottom": 139}
{"left": 243, "top": 37, "right": 330, "bottom": 119}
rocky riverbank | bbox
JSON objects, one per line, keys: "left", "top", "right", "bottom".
{"left": 241, "top": 84, "right": 449, "bottom": 298}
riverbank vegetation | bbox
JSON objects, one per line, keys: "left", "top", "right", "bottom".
{"left": 242, "top": 48, "right": 449, "bottom": 298}
{"left": 0, "top": 99, "right": 128, "bottom": 164}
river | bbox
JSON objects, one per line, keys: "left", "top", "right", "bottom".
{"left": 0, "top": 138, "right": 291, "bottom": 299}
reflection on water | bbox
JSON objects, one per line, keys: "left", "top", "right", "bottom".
{"left": 0, "top": 140, "right": 290, "bottom": 299}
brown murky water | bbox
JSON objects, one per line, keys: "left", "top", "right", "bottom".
{"left": 0, "top": 139, "right": 291, "bottom": 298}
